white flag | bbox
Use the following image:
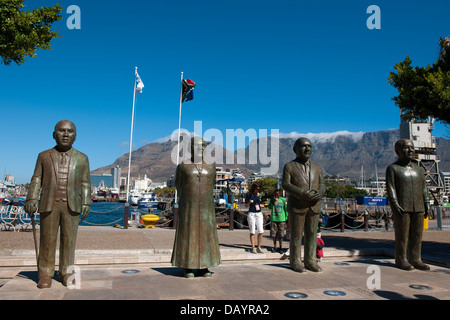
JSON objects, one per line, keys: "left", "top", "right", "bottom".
{"left": 136, "top": 71, "right": 144, "bottom": 94}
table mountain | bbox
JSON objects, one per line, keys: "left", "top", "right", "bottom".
{"left": 91, "top": 129, "right": 450, "bottom": 182}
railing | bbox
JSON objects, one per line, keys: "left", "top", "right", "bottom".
{"left": 0, "top": 205, "right": 39, "bottom": 232}
{"left": 0, "top": 204, "right": 173, "bottom": 230}
{"left": 436, "top": 206, "right": 450, "bottom": 229}
{"left": 227, "top": 205, "right": 394, "bottom": 232}
{"left": 3, "top": 203, "right": 441, "bottom": 233}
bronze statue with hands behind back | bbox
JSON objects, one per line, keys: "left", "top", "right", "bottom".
{"left": 386, "top": 139, "right": 430, "bottom": 271}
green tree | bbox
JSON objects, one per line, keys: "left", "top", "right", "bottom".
{"left": 154, "top": 186, "right": 175, "bottom": 197}
{"left": 325, "top": 182, "right": 368, "bottom": 199}
{"left": 251, "top": 177, "right": 279, "bottom": 198}
{"left": 388, "top": 37, "right": 450, "bottom": 125}
{"left": 0, "top": 0, "right": 62, "bottom": 66}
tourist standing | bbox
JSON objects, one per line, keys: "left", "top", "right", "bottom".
{"left": 245, "top": 181, "right": 264, "bottom": 253}
{"left": 268, "top": 189, "right": 288, "bottom": 253}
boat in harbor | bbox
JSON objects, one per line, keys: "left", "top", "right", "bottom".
{"left": 137, "top": 192, "right": 158, "bottom": 209}
{"left": 2, "top": 196, "right": 26, "bottom": 206}
{"left": 129, "top": 190, "right": 142, "bottom": 206}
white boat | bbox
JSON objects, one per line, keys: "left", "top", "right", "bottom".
{"left": 129, "top": 190, "right": 142, "bottom": 206}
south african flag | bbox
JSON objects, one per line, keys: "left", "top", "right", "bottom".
{"left": 182, "top": 78, "right": 196, "bottom": 103}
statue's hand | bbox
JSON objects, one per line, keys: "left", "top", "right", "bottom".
{"left": 395, "top": 204, "right": 405, "bottom": 215}
{"left": 304, "top": 190, "right": 320, "bottom": 203}
{"left": 309, "top": 190, "right": 321, "bottom": 202}
{"left": 81, "top": 205, "right": 90, "bottom": 221}
{"left": 24, "top": 200, "right": 38, "bottom": 217}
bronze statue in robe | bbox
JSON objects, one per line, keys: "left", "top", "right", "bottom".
{"left": 25, "top": 120, "right": 91, "bottom": 288}
{"left": 171, "top": 137, "right": 221, "bottom": 277}
{"left": 282, "top": 138, "right": 325, "bottom": 273}
{"left": 386, "top": 139, "right": 430, "bottom": 271}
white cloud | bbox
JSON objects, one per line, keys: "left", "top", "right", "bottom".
{"left": 276, "top": 131, "right": 365, "bottom": 144}
{"left": 151, "top": 130, "right": 367, "bottom": 145}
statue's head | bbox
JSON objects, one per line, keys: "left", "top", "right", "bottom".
{"left": 53, "top": 120, "right": 76, "bottom": 151}
{"left": 190, "top": 136, "right": 207, "bottom": 163}
{"left": 394, "top": 139, "right": 415, "bottom": 163}
{"left": 293, "top": 137, "right": 312, "bottom": 162}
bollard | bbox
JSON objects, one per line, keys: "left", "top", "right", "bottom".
{"left": 340, "top": 210, "right": 345, "bottom": 232}
{"left": 229, "top": 209, "right": 234, "bottom": 231}
{"left": 124, "top": 203, "right": 129, "bottom": 229}
{"left": 384, "top": 210, "right": 390, "bottom": 230}
{"left": 364, "top": 210, "right": 369, "bottom": 231}
{"left": 375, "top": 209, "right": 380, "bottom": 228}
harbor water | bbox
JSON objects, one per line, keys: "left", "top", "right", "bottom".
{"left": 80, "top": 202, "right": 161, "bottom": 227}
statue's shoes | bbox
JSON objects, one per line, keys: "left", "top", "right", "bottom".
{"left": 184, "top": 269, "right": 194, "bottom": 278}
{"left": 396, "top": 260, "right": 414, "bottom": 271}
{"left": 305, "top": 263, "right": 322, "bottom": 273}
{"left": 37, "top": 276, "right": 52, "bottom": 289}
{"left": 199, "top": 269, "right": 212, "bottom": 277}
{"left": 411, "top": 261, "right": 430, "bottom": 271}
{"left": 291, "top": 264, "right": 307, "bottom": 273}
{"left": 59, "top": 274, "right": 75, "bottom": 287}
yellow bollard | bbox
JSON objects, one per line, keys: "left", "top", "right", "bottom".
{"left": 141, "top": 214, "right": 160, "bottom": 229}
{"left": 423, "top": 216, "right": 429, "bottom": 230}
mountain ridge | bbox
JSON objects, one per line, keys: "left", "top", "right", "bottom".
{"left": 91, "top": 129, "right": 450, "bottom": 183}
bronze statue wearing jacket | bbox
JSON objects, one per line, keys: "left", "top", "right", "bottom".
{"left": 386, "top": 139, "right": 430, "bottom": 271}
{"left": 282, "top": 138, "right": 325, "bottom": 273}
{"left": 25, "top": 120, "right": 91, "bottom": 288}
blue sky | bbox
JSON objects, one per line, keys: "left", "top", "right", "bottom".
{"left": 1, "top": 0, "right": 449, "bottom": 184}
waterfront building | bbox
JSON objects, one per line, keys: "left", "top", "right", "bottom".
{"left": 5, "top": 175, "right": 14, "bottom": 184}
{"left": 214, "top": 167, "right": 232, "bottom": 195}
{"left": 369, "top": 177, "right": 386, "bottom": 196}
{"left": 111, "top": 166, "right": 122, "bottom": 189}
{"left": 148, "top": 181, "right": 168, "bottom": 190}
{"left": 134, "top": 174, "right": 152, "bottom": 191}
{"left": 90, "top": 174, "right": 114, "bottom": 189}
{"left": 324, "top": 175, "right": 350, "bottom": 185}
{"left": 247, "top": 171, "right": 266, "bottom": 186}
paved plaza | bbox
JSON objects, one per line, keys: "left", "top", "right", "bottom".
{"left": 1, "top": 222, "right": 449, "bottom": 304}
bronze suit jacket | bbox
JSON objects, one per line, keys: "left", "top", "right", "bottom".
{"left": 27, "top": 147, "right": 91, "bottom": 214}
{"left": 282, "top": 159, "right": 326, "bottom": 214}
{"left": 386, "top": 160, "right": 428, "bottom": 213}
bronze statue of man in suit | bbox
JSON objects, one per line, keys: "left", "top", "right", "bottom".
{"left": 386, "top": 139, "right": 430, "bottom": 271}
{"left": 282, "top": 138, "right": 325, "bottom": 272}
{"left": 25, "top": 120, "right": 91, "bottom": 288}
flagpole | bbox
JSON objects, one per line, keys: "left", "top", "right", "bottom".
{"left": 174, "top": 71, "right": 184, "bottom": 204}
{"left": 125, "top": 67, "right": 138, "bottom": 228}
